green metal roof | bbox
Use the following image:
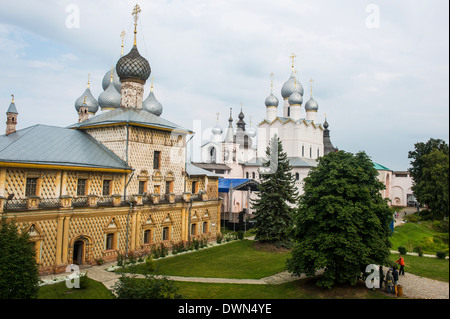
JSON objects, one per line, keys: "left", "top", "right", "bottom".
{"left": 373, "top": 162, "right": 392, "bottom": 171}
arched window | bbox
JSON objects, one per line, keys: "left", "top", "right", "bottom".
{"left": 302, "top": 145, "right": 304, "bottom": 157}
{"left": 210, "top": 147, "right": 216, "bottom": 163}
{"left": 295, "top": 173, "right": 300, "bottom": 180}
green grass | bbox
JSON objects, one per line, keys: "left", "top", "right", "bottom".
{"left": 125, "top": 240, "right": 290, "bottom": 279}
{"left": 390, "top": 221, "right": 449, "bottom": 255}
{"left": 38, "top": 277, "right": 115, "bottom": 299}
{"left": 173, "top": 279, "right": 392, "bottom": 299}
{"left": 389, "top": 253, "right": 449, "bottom": 282}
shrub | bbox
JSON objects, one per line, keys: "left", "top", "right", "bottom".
{"left": 436, "top": 251, "right": 447, "bottom": 260}
{"left": 406, "top": 215, "right": 418, "bottom": 223}
{"left": 113, "top": 274, "right": 182, "bottom": 299}
{"left": 117, "top": 253, "right": 125, "bottom": 267}
{"left": 216, "top": 233, "right": 223, "bottom": 244}
{"left": 398, "top": 246, "right": 407, "bottom": 254}
{"left": 414, "top": 245, "right": 424, "bottom": 257}
{"left": 237, "top": 231, "right": 244, "bottom": 240}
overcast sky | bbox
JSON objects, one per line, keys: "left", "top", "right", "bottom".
{"left": 0, "top": 0, "right": 448, "bottom": 171}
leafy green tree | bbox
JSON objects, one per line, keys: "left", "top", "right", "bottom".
{"left": 251, "top": 136, "right": 298, "bottom": 248}
{"left": 412, "top": 148, "right": 449, "bottom": 218}
{"left": 286, "top": 151, "right": 392, "bottom": 289}
{"left": 408, "top": 138, "right": 449, "bottom": 218}
{"left": 0, "top": 217, "right": 40, "bottom": 299}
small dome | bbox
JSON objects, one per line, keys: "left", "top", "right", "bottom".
{"left": 116, "top": 45, "right": 151, "bottom": 83}
{"left": 102, "top": 67, "right": 121, "bottom": 92}
{"left": 265, "top": 93, "right": 279, "bottom": 107}
{"left": 323, "top": 119, "right": 329, "bottom": 129}
{"left": 143, "top": 91, "right": 162, "bottom": 116}
{"left": 288, "top": 91, "right": 303, "bottom": 106}
{"left": 98, "top": 80, "right": 121, "bottom": 110}
{"left": 75, "top": 87, "right": 99, "bottom": 114}
{"left": 246, "top": 127, "right": 256, "bottom": 138}
{"left": 305, "top": 97, "right": 319, "bottom": 112}
{"left": 281, "top": 75, "right": 304, "bottom": 99}
{"left": 212, "top": 125, "right": 223, "bottom": 135}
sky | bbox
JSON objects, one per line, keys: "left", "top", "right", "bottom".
{"left": 0, "top": 0, "right": 448, "bottom": 171}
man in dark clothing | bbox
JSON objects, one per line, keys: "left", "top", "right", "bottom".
{"left": 392, "top": 266, "right": 399, "bottom": 297}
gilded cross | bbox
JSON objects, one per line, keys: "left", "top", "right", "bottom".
{"left": 310, "top": 78, "right": 314, "bottom": 96}
{"left": 11, "top": 94, "right": 14, "bottom": 103}
{"left": 290, "top": 52, "right": 296, "bottom": 69}
{"left": 132, "top": 4, "right": 142, "bottom": 45}
{"left": 270, "top": 72, "right": 274, "bottom": 92}
{"left": 87, "top": 73, "right": 91, "bottom": 88}
{"left": 120, "top": 30, "right": 126, "bottom": 55}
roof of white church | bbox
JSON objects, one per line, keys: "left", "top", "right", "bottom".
{"left": 0, "top": 124, "right": 131, "bottom": 172}
{"left": 242, "top": 157, "right": 318, "bottom": 168}
{"left": 186, "top": 163, "right": 222, "bottom": 178}
{"left": 68, "top": 107, "right": 192, "bottom": 134}
{"left": 258, "top": 117, "right": 323, "bottom": 129}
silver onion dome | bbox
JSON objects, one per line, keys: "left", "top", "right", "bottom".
{"left": 116, "top": 45, "right": 151, "bottom": 83}
{"left": 305, "top": 97, "right": 319, "bottom": 112}
{"left": 75, "top": 87, "right": 99, "bottom": 114}
{"left": 265, "top": 93, "right": 279, "bottom": 107}
{"left": 281, "top": 75, "right": 304, "bottom": 99}
{"left": 212, "top": 125, "right": 223, "bottom": 135}
{"left": 246, "top": 127, "right": 256, "bottom": 138}
{"left": 98, "top": 79, "right": 121, "bottom": 110}
{"left": 143, "top": 90, "right": 162, "bottom": 116}
{"left": 288, "top": 91, "right": 303, "bottom": 106}
{"left": 102, "top": 67, "right": 121, "bottom": 93}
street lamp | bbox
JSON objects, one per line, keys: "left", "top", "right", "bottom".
{"left": 416, "top": 201, "right": 420, "bottom": 224}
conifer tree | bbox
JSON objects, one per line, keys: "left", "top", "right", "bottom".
{"left": 251, "top": 136, "right": 298, "bottom": 247}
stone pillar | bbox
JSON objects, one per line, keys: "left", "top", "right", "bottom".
{"left": 55, "top": 215, "right": 64, "bottom": 265}
{"left": 62, "top": 216, "right": 71, "bottom": 264}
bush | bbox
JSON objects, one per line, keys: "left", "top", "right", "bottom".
{"left": 436, "top": 251, "right": 447, "bottom": 260}
{"left": 406, "top": 215, "right": 418, "bottom": 223}
{"left": 414, "top": 245, "right": 424, "bottom": 257}
{"left": 398, "top": 246, "right": 407, "bottom": 254}
{"left": 216, "top": 233, "right": 223, "bottom": 244}
{"left": 113, "top": 274, "right": 182, "bottom": 299}
{"left": 237, "top": 231, "right": 244, "bottom": 240}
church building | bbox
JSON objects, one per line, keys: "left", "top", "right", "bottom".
{"left": 0, "top": 6, "right": 221, "bottom": 275}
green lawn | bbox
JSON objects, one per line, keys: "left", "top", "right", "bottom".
{"left": 389, "top": 253, "right": 449, "bottom": 282}
{"left": 38, "top": 277, "right": 115, "bottom": 299}
{"left": 173, "top": 279, "right": 391, "bottom": 299}
{"left": 390, "top": 221, "right": 449, "bottom": 255}
{"left": 126, "top": 240, "right": 290, "bottom": 279}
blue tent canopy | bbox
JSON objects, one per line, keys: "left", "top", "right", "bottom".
{"left": 218, "top": 178, "right": 259, "bottom": 193}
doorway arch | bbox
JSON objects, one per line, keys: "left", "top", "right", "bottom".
{"left": 73, "top": 240, "right": 85, "bottom": 265}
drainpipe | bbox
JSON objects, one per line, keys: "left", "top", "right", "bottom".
{"left": 123, "top": 170, "right": 135, "bottom": 259}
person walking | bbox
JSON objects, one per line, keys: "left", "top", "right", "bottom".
{"left": 386, "top": 269, "right": 394, "bottom": 295}
{"left": 379, "top": 266, "right": 385, "bottom": 289}
{"left": 392, "top": 266, "right": 399, "bottom": 297}
{"left": 396, "top": 255, "right": 405, "bottom": 275}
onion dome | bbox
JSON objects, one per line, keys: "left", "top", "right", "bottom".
{"left": 265, "top": 93, "right": 279, "bottom": 107}
{"left": 75, "top": 81, "right": 99, "bottom": 114}
{"left": 288, "top": 91, "right": 303, "bottom": 106}
{"left": 143, "top": 82, "right": 163, "bottom": 116}
{"left": 323, "top": 119, "right": 329, "bottom": 130}
{"left": 98, "top": 71, "right": 121, "bottom": 110}
{"left": 212, "top": 125, "right": 223, "bottom": 135}
{"left": 116, "top": 45, "right": 151, "bottom": 83}
{"left": 305, "top": 97, "right": 319, "bottom": 112}
{"left": 281, "top": 74, "right": 304, "bottom": 99}
{"left": 102, "top": 67, "right": 121, "bottom": 92}
{"left": 246, "top": 127, "right": 256, "bottom": 138}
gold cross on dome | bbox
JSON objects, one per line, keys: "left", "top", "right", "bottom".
{"left": 11, "top": 94, "right": 14, "bottom": 103}
{"left": 290, "top": 53, "right": 296, "bottom": 70}
{"left": 132, "top": 4, "right": 141, "bottom": 24}
{"left": 270, "top": 72, "right": 274, "bottom": 92}
{"left": 120, "top": 30, "right": 126, "bottom": 55}
{"left": 310, "top": 78, "right": 314, "bottom": 96}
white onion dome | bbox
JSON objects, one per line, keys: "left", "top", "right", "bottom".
{"left": 305, "top": 97, "right": 319, "bottom": 112}
{"left": 288, "top": 91, "right": 303, "bottom": 106}
{"left": 212, "top": 125, "right": 223, "bottom": 135}
{"left": 281, "top": 75, "right": 304, "bottom": 99}
{"left": 265, "top": 93, "right": 279, "bottom": 107}
{"left": 75, "top": 87, "right": 99, "bottom": 114}
{"left": 102, "top": 67, "right": 121, "bottom": 92}
{"left": 143, "top": 90, "right": 163, "bottom": 116}
{"left": 98, "top": 79, "right": 121, "bottom": 110}
{"left": 246, "top": 127, "right": 256, "bottom": 138}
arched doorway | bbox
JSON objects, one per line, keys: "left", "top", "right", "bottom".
{"left": 73, "top": 240, "right": 85, "bottom": 265}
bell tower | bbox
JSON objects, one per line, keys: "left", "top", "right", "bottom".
{"left": 6, "top": 94, "right": 18, "bottom": 135}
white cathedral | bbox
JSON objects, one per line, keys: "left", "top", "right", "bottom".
{"left": 194, "top": 56, "right": 338, "bottom": 220}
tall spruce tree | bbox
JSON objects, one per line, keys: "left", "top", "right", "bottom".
{"left": 286, "top": 151, "right": 392, "bottom": 289}
{"left": 251, "top": 136, "right": 298, "bottom": 247}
